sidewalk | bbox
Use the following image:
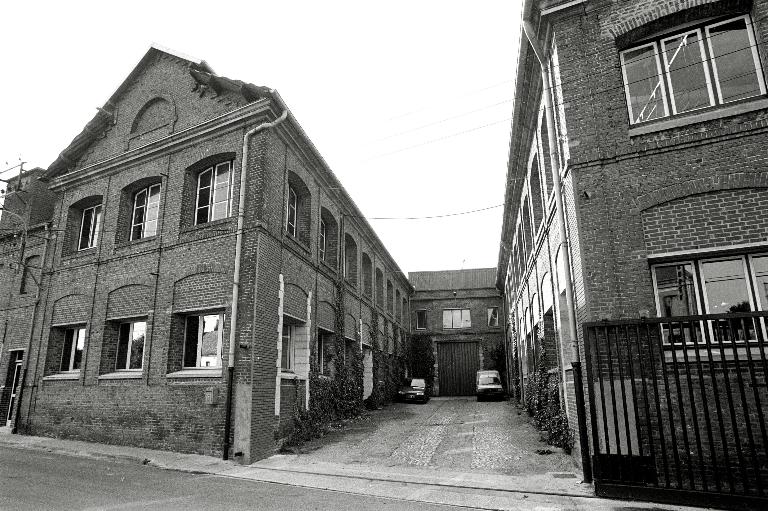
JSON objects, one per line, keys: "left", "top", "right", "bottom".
{"left": 0, "top": 431, "right": 709, "bottom": 511}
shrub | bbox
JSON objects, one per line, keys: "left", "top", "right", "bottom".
{"left": 523, "top": 348, "right": 574, "bottom": 454}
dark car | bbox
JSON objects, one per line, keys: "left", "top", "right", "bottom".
{"left": 476, "top": 370, "right": 505, "bottom": 401}
{"left": 397, "top": 378, "right": 429, "bottom": 403}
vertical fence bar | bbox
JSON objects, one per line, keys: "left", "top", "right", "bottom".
{"left": 680, "top": 319, "right": 706, "bottom": 492}
{"left": 690, "top": 318, "right": 718, "bottom": 493}
{"left": 584, "top": 324, "right": 602, "bottom": 480}
{"left": 598, "top": 325, "right": 611, "bottom": 455}
{"left": 646, "top": 320, "right": 671, "bottom": 488}
{"left": 718, "top": 318, "right": 749, "bottom": 494}
{"left": 605, "top": 324, "right": 622, "bottom": 456}
{"left": 635, "top": 322, "right": 658, "bottom": 487}
{"left": 703, "top": 316, "right": 735, "bottom": 493}
{"left": 669, "top": 320, "right": 695, "bottom": 490}
{"left": 659, "top": 320, "right": 683, "bottom": 488}
{"left": 626, "top": 324, "right": 644, "bottom": 459}
{"left": 616, "top": 324, "right": 633, "bottom": 457}
{"left": 728, "top": 317, "right": 761, "bottom": 496}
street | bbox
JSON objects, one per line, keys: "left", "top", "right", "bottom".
{"left": 0, "top": 445, "right": 466, "bottom": 511}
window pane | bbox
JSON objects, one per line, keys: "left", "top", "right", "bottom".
{"left": 200, "top": 315, "right": 221, "bottom": 368}
{"left": 197, "top": 187, "right": 211, "bottom": 212}
{"left": 61, "top": 329, "right": 74, "bottom": 371}
{"left": 91, "top": 206, "right": 102, "bottom": 247}
{"left": 117, "top": 323, "right": 130, "bottom": 370}
{"left": 453, "top": 310, "right": 461, "bottom": 328}
{"left": 211, "top": 201, "right": 228, "bottom": 221}
{"left": 184, "top": 316, "right": 200, "bottom": 368}
{"left": 751, "top": 256, "right": 768, "bottom": 310}
{"left": 143, "top": 220, "right": 157, "bottom": 238}
{"left": 134, "top": 189, "right": 147, "bottom": 209}
{"left": 416, "top": 310, "right": 426, "bottom": 329}
{"left": 281, "top": 324, "right": 292, "bottom": 369}
{"left": 148, "top": 184, "right": 160, "bottom": 204}
{"left": 198, "top": 168, "right": 212, "bottom": 189}
{"left": 702, "top": 259, "right": 751, "bottom": 313}
{"left": 622, "top": 44, "right": 668, "bottom": 123}
{"left": 79, "top": 209, "right": 93, "bottom": 250}
{"left": 196, "top": 205, "right": 209, "bottom": 225}
{"left": 442, "top": 311, "right": 452, "bottom": 329}
{"left": 655, "top": 263, "right": 699, "bottom": 317}
{"left": 709, "top": 17, "right": 764, "bottom": 103}
{"left": 461, "top": 309, "right": 471, "bottom": 328}
{"left": 129, "top": 322, "right": 146, "bottom": 370}
{"left": 73, "top": 328, "right": 85, "bottom": 370}
{"left": 662, "top": 30, "right": 713, "bottom": 113}
{"left": 214, "top": 163, "right": 231, "bottom": 186}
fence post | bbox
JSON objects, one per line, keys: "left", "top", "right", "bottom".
{"left": 572, "top": 360, "right": 592, "bottom": 483}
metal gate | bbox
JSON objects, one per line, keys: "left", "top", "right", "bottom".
{"left": 437, "top": 341, "right": 479, "bottom": 396}
{"left": 584, "top": 312, "right": 768, "bottom": 510}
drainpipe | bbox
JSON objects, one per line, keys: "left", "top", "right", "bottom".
{"left": 521, "top": 18, "right": 592, "bottom": 482}
{"left": 223, "top": 103, "right": 288, "bottom": 461}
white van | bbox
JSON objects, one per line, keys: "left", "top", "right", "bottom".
{"left": 476, "top": 370, "right": 504, "bottom": 401}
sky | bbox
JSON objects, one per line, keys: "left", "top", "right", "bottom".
{"left": 0, "top": 0, "right": 522, "bottom": 275}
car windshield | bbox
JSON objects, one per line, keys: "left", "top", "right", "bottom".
{"left": 479, "top": 376, "right": 500, "bottom": 385}
{"left": 409, "top": 379, "right": 426, "bottom": 388}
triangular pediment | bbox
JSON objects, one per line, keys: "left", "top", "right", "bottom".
{"left": 44, "top": 45, "right": 271, "bottom": 181}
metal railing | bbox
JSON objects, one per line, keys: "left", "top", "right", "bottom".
{"left": 584, "top": 312, "right": 768, "bottom": 508}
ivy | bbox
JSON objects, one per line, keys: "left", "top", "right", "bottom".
{"left": 523, "top": 346, "right": 574, "bottom": 454}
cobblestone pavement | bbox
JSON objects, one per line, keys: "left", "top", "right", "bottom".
{"left": 291, "top": 397, "right": 579, "bottom": 476}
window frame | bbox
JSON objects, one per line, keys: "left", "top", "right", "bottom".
{"left": 442, "top": 308, "right": 471, "bottom": 329}
{"left": 487, "top": 307, "right": 500, "bottom": 327}
{"left": 415, "top": 309, "right": 427, "bottom": 330}
{"left": 621, "top": 15, "right": 766, "bottom": 125}
{"left": 194, "top": 161, "right": 233, "bottom": 226}
{"left": 286, "top": 186, "right": 298, "bottom": 237}
{"left": 183, "top": 313, "right": 224, "bottom": 369}
{"left": 78, "top": 204, "right": 103, "bottom": 251}
{"left": 116, "top": 320, "right": 146, "bottom": 371}
{"left": 130, "top": 183, "right": 161, "bottom": 241}
{"left": 281, "top": 323, "right": 294, "bottom": 371}
{"left": 319, "top": 218, "right": 327, "bottom": 262}
{"left": 60, "top": 326, "right": 86, "bottom": 373}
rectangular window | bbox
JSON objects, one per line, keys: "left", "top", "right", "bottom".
{"left": 415, "top": 310, "right": 427, "bottom": 330}
{"left": 195, "top": 162, "right": 233, "bottom": 225}
{"left": 131, "top": 184, "right": 161, "bottom": 240}
{"left": 622, "top": 15, "right": 765, "bottom": 125}
{"left": 442, "top": 309, "right": 471, "bottom": 329}
{"left": 487, "top": 307, "right": 499, "bottom": 327}
{"left": 78, "top": 204, "right": 102, "bottom": 250}
{"left": 60, "top": 326, "right": 86, "bottom": 372}
{"left": 286, "top": 187, "right": 297, "bottom": 237}
{"left": 184, "top": 314, "right": 223, "bottom": 368}
{"left": 652, "top": 262, "right": 700, "bottom": 344}
{"left": 116, "top": 321, "right": 146, "bottom": 370}
{"left": 281, "top": 324, "right": 293, "bottom": 370}
{"left": 319, "top": 219, "right": 327, "bottom": 261}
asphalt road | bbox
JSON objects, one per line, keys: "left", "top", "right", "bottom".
{"left": 0, "top": 445, "right": 471, "bottom": 511}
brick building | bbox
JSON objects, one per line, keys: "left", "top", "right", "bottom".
{"left": 0, "top": 46, "right": 411, "bottom": 463}
{"left": 498, "top": 0, "right": 768, "bottom": 505}
{"left": 409, "top": 269, "right": 504, "bottom": 396}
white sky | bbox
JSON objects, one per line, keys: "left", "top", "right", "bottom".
{"left": 0, "top": 0, "right": 521, "bottom": 275}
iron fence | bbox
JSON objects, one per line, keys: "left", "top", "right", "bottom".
{"left": 584, "top": 312, "right": 768, "bottom": 509}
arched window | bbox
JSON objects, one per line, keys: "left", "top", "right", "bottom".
{"left": 395, "top": 289, "right": 402, "bottom": 322}
{"left": 20, "top": 255, "right": 41, "bottom": 294}
{"left": 362, "top": 253, "right": 373, "bottom": 297}
{"left": 386, "top": 279, "right": 393, "bottom": 315}
{"left": 286, "top": 172, "right": 311, "bottom": 245}
{"left": 117, "top": 177, "right": 163, "bottom": 244}
{"left": 529, "top": 152, "right": 545, "bottom": 229}
{"left": 344, "top": 234, "right": 358, "bottom": 286}
{"left": 196, "top": 161, "right": 233, "bottom": 225}
{"left": 65, "top": 195, "right": 103, "bottom": 254}
{"left": 319, "top": 208, "right": 338, "bottom": 268}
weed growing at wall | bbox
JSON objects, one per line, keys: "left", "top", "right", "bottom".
{"left": 523, "top": 347, "right": 574, "bottom": 454}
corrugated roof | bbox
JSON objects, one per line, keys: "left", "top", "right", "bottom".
{"left": 408, "top": 268, "right": 497, "bottom": 291}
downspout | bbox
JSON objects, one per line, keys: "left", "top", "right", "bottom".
{"left": 522, "top": 18, "right": 592, "bottom": 482}
{"left": 223, "top": 104, "right": 288, "bottom": 460}
{"left": 13, "top": 223, "right": 51, "bottom": 433}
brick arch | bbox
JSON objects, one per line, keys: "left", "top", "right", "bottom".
{"left": 283, "top": 281, "right": 309, "bottom": 321}
{"left": 605, "top": 0, "right": 744, "bottom": 41}
{"left": 317, "top": 300, "right": 336, "bottom": 332}
{"left": 130, "top": 94, "right": 177, "bottom": 134}
{"left": 106, "top": 284, "right": 153, "bottom": 320}
{"left": 344, "top": 313, "right": 358, "bottom": 340}
{"left": 172, "top": 271, "right": 230, "bottom": 312}
{"left": 634, "top": 172, "right": 768, "bottom": 212}
{"left": 51, "top": 293, "right": 91, "bottom": 325}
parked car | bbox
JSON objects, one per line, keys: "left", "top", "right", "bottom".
{"left": 476, "top": 370, "right": 504, "bottom": 401}
{"left": 397, "top": 378, "right": 429, "bottom": 403}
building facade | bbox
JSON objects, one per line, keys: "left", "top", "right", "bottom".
{"left": 0, "top": 47, "right": 411, "bottom": 463}
{"left": 498, "top": 0, "right": 768, "bottom": 505}
{"left": 410, "top": 269, "right": 504, "bottom": 396}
